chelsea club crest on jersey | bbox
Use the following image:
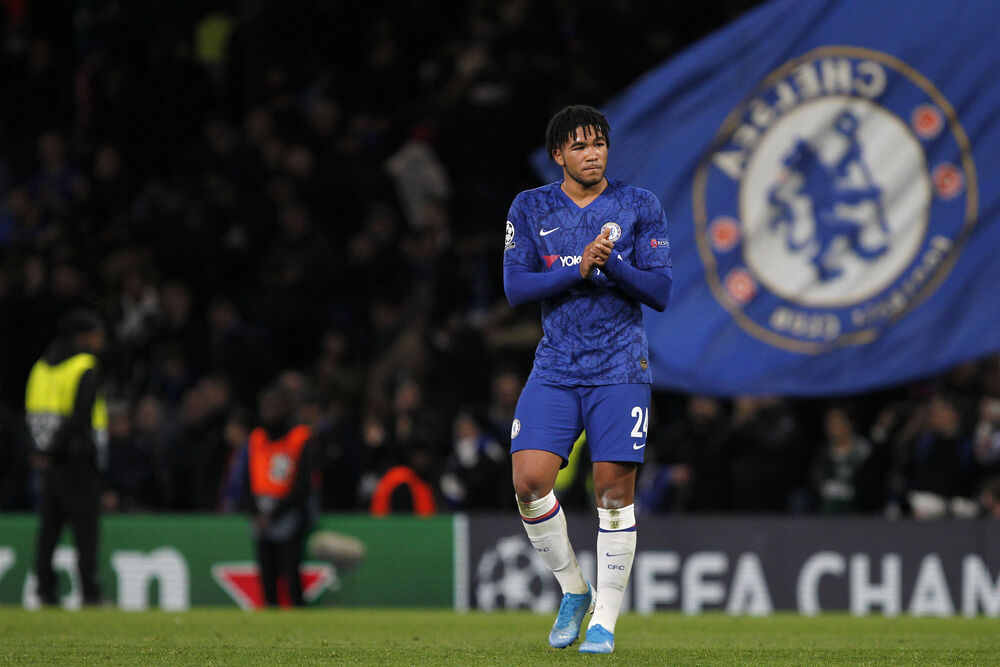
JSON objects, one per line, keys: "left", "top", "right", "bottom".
{"left": 601, "top": 222, "right": 622, "bottom": 242}
{"left": 694, "top": 46, "right": 976, "bottom": 354}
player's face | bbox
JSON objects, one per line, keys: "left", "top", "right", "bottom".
{"left": 553, "top": 126, "right": 607, "bottom": 188}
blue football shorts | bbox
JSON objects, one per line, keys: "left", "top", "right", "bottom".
{"left": 509, "top": 376, "right": 650, "bottom": 466}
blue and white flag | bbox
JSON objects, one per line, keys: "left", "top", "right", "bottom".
{"left": 533, "top": 0, "right": 1000, "bottom": 396}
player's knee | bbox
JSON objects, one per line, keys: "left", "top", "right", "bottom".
{"left": 597, "top": 492, "right": 627, "bottom": 509}
{"left": 512, "top": 475, "right": 552, "bottom": 504}
{"left": 594, "top": 483, "right": 631, "bottom": 509}
{"left": 601, "top": 493, "right": 625, "bottom": 510}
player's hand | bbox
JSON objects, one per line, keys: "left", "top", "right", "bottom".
{"left": 580, "top": 228, "right": 614, "bottom": 279}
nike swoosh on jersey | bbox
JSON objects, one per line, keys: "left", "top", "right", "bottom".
{"left": 605, "top": 552, "right": 630, "bottom": 557}
{"left": 633, "top": 443, "right": 646, "bottom": 450}
{"left": 539, "top": 227, "right": 560, "bottom": 236}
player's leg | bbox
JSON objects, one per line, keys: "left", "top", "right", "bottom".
{"left": 511, "top": 379, "right": 588, "bottom": 595}
{"left": 513, "top": 449, "right": 588, "bottom": 594}
{"left": 587, "top": 461, "right": 638, "bottom": 648}
{"left": 510, "top": 378, "right": 591, "bottom": 647}
{"left": 578, "top": 384, "right": 648, "bottom": 654}
{"left": 514, "top": 450, "right": 593, "bottom": 648}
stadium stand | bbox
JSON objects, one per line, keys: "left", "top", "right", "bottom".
{"left": 0, "top": 0, "right": 998, "bottom": 518}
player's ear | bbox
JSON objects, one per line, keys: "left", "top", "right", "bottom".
{"left": 552, "top": 148, "right": 564, "bottom": 167}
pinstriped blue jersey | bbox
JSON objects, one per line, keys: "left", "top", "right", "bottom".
{"left": 503, "top": 178, "right": 672, "bottom": 385}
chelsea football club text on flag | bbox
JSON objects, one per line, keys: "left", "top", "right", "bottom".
{"left": 532, "top": 0, "right": 1000, "bottom": 396}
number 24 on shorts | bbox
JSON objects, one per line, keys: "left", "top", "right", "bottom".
{"left": 630, "top": 406, "right": 648, "bottom": 442}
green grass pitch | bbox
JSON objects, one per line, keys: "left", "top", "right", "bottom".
{"left": 1, "top": 608, "right": 999, "bottom": 665}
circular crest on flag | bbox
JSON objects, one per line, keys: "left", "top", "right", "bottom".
{"left": 693, "top": 46, "right": 976, "bottom": 353}
{"left": 601, "top": 222, "right": 622, "bottom": 242}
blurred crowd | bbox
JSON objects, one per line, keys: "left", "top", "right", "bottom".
{"left": 640, "top": 358, "right": 1000, "bottom": 519}
{"left": 1, "top": 0, "right": 998, "bottom": 519}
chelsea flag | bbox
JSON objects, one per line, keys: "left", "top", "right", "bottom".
{"left": 533, "top": 0, "right": 1000, "bottom": 396}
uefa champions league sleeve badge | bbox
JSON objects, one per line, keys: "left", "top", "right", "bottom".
{"left": 694, "top": 47, "right": 974, "bottom": 354}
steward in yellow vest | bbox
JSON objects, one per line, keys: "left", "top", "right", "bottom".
{"left": 25, "top": 309, "right": 108, "bottom": 606}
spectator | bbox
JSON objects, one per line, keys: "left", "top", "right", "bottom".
{"left": 104, "top": 399, "right": 156, "bottom": 511}
{"left": 384, "top": 123, "right": 451, "bottom": 230}
{"left": 166, "top": 376, "right": 232, "bottom": 510}
{"left": 810, "top": 405, "right": 874, "bottom": 514}
{"left": 973, "top": 395, "right": 1000, "bottom": 474}
{"left": 979, "top": 475, "right": 1000, "bottom": 519}
{"left": 0, "top": 403, "right": 31, "bottom": 510}
{"left": 902, "top": 393, "right": 978, "bottom": 519}
{"left": 653, "top": 395, "right": 732, "bottom": 513}
{"left": 727, "top": 396, "right": 800, "bottom": 513}
{"left": 131, "top": 395, "right": 171, "bottom": 509}
{"left": 28, "top": 131, "right": 86, "bottom": 222}
{"left": 217, "top": 406, "right": 252, "bottom": 514}
{"left": 313, "top": 326, "right": 364, "bottom": 406}
{"left": 439, "top": 409, "right": 507, "bottom": 510}
{"left": 207, "top": 298, "right": 271, "bottom": 406}
{"left": 486, "top": 370, "right": 521, "bottom": 443}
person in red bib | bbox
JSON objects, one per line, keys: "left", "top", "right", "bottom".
{"left": 244, "top": 383, "right": 317, "bottom": 607}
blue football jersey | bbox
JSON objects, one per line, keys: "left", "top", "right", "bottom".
{"left": 503, "top": 178, "right": 672, "bottom": 385}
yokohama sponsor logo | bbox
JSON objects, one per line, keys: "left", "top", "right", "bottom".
{"left": 542, "top": 255, "right": 583, "bottom": 268}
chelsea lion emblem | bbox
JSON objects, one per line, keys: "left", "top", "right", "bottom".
{"left": 601, "top": 222, "right": 622, "bottom": 242}
{"left": 694, "top": 46, "right": 976, "bottom": 353}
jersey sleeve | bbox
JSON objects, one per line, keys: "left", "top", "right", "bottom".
{"left": 502, "top": 195, "right": 539, "bottom": 271}
{"left": 633, "top": 191, "right": 673, "bottom": 271}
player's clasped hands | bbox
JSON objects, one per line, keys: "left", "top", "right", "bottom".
{"left": 580, "top": 228, "right": 614, "bottom": 279}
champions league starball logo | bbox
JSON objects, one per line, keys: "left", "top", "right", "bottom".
{"left": 475, "top": 535, "right": 558, "bottom": 611}
{"left": 694, "top": 46, "right": 977, "bottom": 353}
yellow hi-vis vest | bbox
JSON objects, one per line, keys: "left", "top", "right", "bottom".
{"left": 25, "top": 353, "right": 108, "bottom": 456}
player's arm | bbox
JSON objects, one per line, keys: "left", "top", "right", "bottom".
{"left": 502, "top": 196, "right": 583, "bottom": 307}
{"left": 503, "top": 263, "right": 583, "bottom": 307}
{"left": 601, "top": 257, "right": 673, "bottom": 312}
{"left": 601, "top": 192, "right": 674, "bottom": 312}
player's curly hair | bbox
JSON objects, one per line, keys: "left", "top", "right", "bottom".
{"left": 545, "top": 105, "right": 610, "bottom": 162}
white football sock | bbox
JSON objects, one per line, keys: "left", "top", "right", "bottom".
{"left": 590, "top": 504, "right": 636, "bottom": 633}
{"left": 518, "top": 491, "right": 589, "bottom": 595}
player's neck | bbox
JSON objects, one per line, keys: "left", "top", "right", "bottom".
{"left": 560, "top": 176, "right": 608, "bottom": 208}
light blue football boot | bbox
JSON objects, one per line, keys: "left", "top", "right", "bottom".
{"left": 548, "top": 582, "right": 593, "bottom": 648}
{"left": 578, "top": 624, "right": 615, "bottom": 654}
